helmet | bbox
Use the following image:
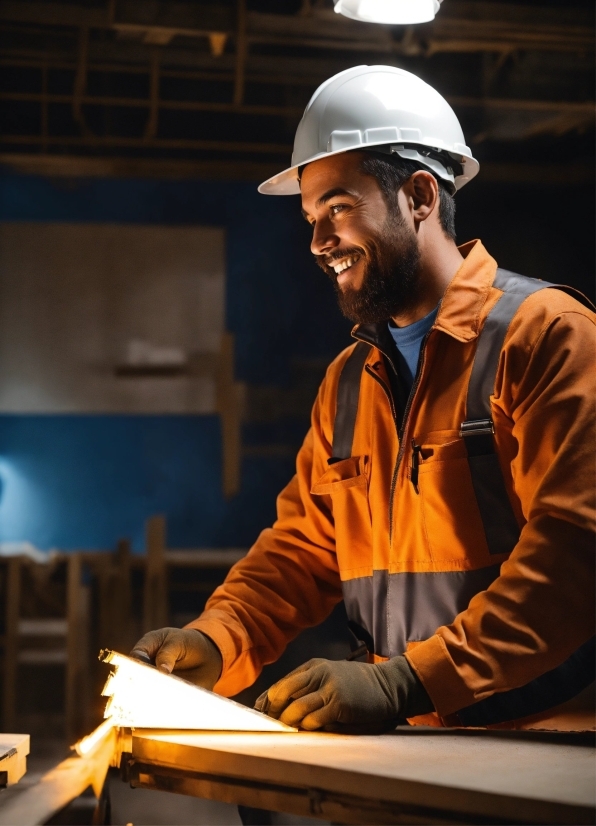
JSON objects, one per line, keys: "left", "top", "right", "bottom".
{"left": 258, "top": 65, "right": 479, "bottom": 196}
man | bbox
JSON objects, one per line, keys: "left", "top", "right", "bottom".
{"left": 133, "top": 66, "right": 595, "bottom": 731}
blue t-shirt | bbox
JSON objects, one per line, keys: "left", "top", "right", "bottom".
{"left": 388, "top": 305, "right": 439, "bottom": 393}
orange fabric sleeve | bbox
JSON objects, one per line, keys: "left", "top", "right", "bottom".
{"left": 186, "top": 366, "right": 345, "bottom": 697}
{"left": 407, "top": 304, "right": 596, "bottom": 717}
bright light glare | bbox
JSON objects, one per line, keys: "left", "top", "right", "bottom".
{"left": 335, "top": 0, "right": 439, "bottom": 24}
{"left": 74, "top": 718, "right": 114, "bottom": 756}
{"left": 100, "top": 651, "right": 296, "bottom": 732}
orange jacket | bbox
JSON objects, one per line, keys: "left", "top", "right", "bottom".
{"left": 189, "top": 240, "right": 595, "bottom": 729}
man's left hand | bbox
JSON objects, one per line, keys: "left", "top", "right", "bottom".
{"left": 254, "top": 655, "right": 433, "bottom": 733}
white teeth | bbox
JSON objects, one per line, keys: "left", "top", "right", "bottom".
{"left": 332, "top": 256, "right": 358, "bottom": 274}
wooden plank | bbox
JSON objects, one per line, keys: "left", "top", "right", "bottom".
{"left": 66, "top": 553, "right": 90, "bottom": 743}
{"left": 216, "top": 333, "right": 242, "bottom": 498}
{"left": 0, "top": 734, "right": 29, "bottom": 788}
{"left": 0, "top": 726, "right": 115, "bottom": 826}
{"left": 129, "top": 729, "right": 596, "bottom": 825}
{"left": 128, "top": 760, "right": 446, "bottom": 825}
{"left": 143, "top": 516, "right": 168, "bottom": 631}
{"left": 164, "top": 549, "right": 246, "bottom": 567}
{"left": 2, "top": 558, "right": 21, "bottom": 733}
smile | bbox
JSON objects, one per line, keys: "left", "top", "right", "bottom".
{"left": 331, "top": 254, "right": 361, "bottom": 275}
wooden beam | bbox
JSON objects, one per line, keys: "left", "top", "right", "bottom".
{"left": 0, "top": 89, "right": 305, "bottom": 117}
{"left": 144, "top": 47, "right": 161, "bottom": 140}
{"left": 0, "top": 133, "right": 292, "bottom": 155}
{"left": 0, "top": 724, "right": 116, "bottom": 826}
{"left": 216, "top": 333, "right": 242, "bottom": 499}
{"left": 143, "top": 515, "right": 168, "bottom": 632}
{"left": 66, "top": 553, "right": 90, "bottom": 743}
{"left": 72, "top": 26, "right": 90, "bottom": 135}
{"left": 0, "top": 154, "right": 592, "bottom": 188}
{"left": 2, "top": 558, "right": 21, "bottom": 733}
{"left": 233, "top": 0, "right": 247, "bottom": 107}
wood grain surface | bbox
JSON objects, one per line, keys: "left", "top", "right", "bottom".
{"left": 129, "top": 728, "right": 596, "bottom": 825}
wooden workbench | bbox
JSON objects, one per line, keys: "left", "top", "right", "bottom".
{"left": 123, "top": 727, "right": 595, "bottom": 825}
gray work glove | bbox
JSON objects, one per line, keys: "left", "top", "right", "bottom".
{"left": 254, "top": 655, "right": 433, "bottom": 733}
{"left": 131, "top": 627, "right": 222, "bottom": 690}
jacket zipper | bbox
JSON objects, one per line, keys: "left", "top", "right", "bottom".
{"left": 364, "top": 364, "right": 397, "bottom": 421}
{"left": 388, "top": 329, "right": 433, "bottom": 542}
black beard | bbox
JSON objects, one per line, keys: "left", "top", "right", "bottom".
{"left": 316, "top": 213, "right": 422, "bottom": 325}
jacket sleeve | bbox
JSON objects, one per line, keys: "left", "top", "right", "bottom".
{"left": 406, "top": 298, "right": 596, "bottom": 718}
{"left": 185, "top": 365, "right": 345, "bottom": 697}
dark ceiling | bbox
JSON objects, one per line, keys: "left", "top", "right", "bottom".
{"left": 0, "top": 0, "right": 594, "bottom": 181}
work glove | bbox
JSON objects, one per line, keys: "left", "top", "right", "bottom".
{"left": 131, "top": 627, "right": 222, "bottom": 690}
{"left": 254, "top": 655, "right": 433, "bottom": 733}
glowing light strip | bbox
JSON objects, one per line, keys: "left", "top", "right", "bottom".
{"left": 99, "top": 650, "right": 297, "bottom": 732}
{"left": 74, "top": 718, "right": 115, "bottom": 757}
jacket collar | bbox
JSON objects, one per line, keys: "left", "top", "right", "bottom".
{"left": 352, "top": 239, "right": 498, "bottom": 350}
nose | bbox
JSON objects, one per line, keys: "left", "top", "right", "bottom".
{"left": 310, "top": 218, "right": 339, "bottom": 257}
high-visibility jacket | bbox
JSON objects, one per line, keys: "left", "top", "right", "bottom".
{"left": 189, "top": 240, "right": 596, "bottom": 730}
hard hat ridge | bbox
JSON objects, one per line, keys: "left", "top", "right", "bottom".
{"left": 258, "top": 65, "right": 479, "bottom": 195}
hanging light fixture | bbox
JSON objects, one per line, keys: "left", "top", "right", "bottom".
{"left": 334, "top": 0, "right": 442, "bottom": 25}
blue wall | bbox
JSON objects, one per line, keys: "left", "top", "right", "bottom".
{"left": 0, "top": 171, "right": 593, "bottom": 552}
{"left": 0, "top": 172, "right": 352, "bottom": 551}
{"left": 0, "top": 415, "right": 302, "bottom": 550}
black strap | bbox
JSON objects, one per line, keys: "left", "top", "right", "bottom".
{"left": 457, "top": 634, "right": 596, "bottom": 727}
{"left": 462, "top": 269, "right": 557, "bottom": 556}
{"left": 330, "top": 342, "right": 370, "bottom": 464}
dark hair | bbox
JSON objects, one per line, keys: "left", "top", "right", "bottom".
{"left": 359, "top": 152, "right": 457, "bottom": 242}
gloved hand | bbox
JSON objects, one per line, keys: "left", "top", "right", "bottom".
{"left": 254, "top": 655, "right": 433, "bottom": 733}
{"left": 131, "top": 627, "right": 222, "bottom": 690}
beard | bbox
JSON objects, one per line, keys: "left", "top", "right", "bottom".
{"left": 315, "top": 211, "right": 422, "bottom": 325}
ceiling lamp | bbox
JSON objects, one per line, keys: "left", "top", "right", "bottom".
{"left": 334, "top": 0, "right": 442, "bottom": 25}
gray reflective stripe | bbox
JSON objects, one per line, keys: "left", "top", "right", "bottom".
{"left": 342, "top": 566, "right": 501, "bottom": 658}
{"left": 466, "top": 269, "right": 550, "bottom": 421}
{"left": 463, "top": 269, "right": 554, "bottom": 556}
{"left": 330, "top": 341, "right": 370, "bottom": 463}
{"left": 342, "top": 570, "right": 388, "bottom": 657}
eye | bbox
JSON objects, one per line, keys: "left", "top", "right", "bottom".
{"left": 330, "top": 203, "right": 347, "bottom": 216}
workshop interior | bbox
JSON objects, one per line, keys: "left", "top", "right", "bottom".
{"left": 0, "top": 0, "right": 594, "bottom": 824}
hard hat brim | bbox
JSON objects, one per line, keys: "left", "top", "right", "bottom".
{"left": 258, "top": 144, "right": 479, "bottom": 196}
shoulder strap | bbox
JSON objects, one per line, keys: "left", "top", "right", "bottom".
{"left": 330, "top": 342, "right": 370, "bottom": 464}
{"left": 461, "top": 268, "right": 585, "bottom": 556}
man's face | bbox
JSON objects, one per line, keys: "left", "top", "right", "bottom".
{"left": 300, "top": 151, "right": 421, "bottom": 325}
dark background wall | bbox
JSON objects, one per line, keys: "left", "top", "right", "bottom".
{"left": 0, "top": 170, "right": 593, "bottom": 553}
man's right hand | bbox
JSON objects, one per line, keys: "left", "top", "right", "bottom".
{"left": 130, "top": 628, "right": 223, "bottom": 690}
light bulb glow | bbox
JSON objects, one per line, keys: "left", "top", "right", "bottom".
{"left": 100, "top": 650, "right": 296, "bottom": 732}
{"left": 335, "top": 0, "right": 439, "bottom": 25}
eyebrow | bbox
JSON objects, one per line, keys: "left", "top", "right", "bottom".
{"left": 316, "top": 187, "right": 354, "bottom": 208}
{"left": 301, "top": 187, "right": 356, "bottom": 221}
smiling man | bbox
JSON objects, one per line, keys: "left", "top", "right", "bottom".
{"left": 132, "top": 66, "right": 595, "bottom": 733}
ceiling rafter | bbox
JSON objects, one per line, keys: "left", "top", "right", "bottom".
{"left": 0, "top": 0, "right": 593, "bottom": 179}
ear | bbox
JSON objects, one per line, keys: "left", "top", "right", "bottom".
{"left": 402, "top": 171, "right": 438, "bottom": 225}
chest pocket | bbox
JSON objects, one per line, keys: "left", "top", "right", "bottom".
{"left": 311, "top": 456, "right": 372, "bottom": 578}
{"left": 413, "top": 430, "right": 495, "bottom": 566}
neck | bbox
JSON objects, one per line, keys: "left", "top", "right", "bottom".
{"left": 391, "top": 236, "right": 464, "bottom": 328}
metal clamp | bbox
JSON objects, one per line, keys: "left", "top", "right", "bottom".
{"left": 459, "top": 418, "right": 494, "bottom": 438}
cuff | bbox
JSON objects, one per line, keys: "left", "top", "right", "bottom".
{"left": 184, "top": 613, "right": 248, "bottom": 697}
{"left": 405, "top": 634, "right": 478, "bottom": 717}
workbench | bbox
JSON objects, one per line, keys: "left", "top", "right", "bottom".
{"left": 121, "top": 727, "right": 595, "bottom": 825}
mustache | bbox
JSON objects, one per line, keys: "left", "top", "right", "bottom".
{"left": 314, "top": 246, "right": 365, "bottom": 276}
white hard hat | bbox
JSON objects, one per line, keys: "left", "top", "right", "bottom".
{"left": 258, "top": 65, "right": 479, "bottom": 196}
